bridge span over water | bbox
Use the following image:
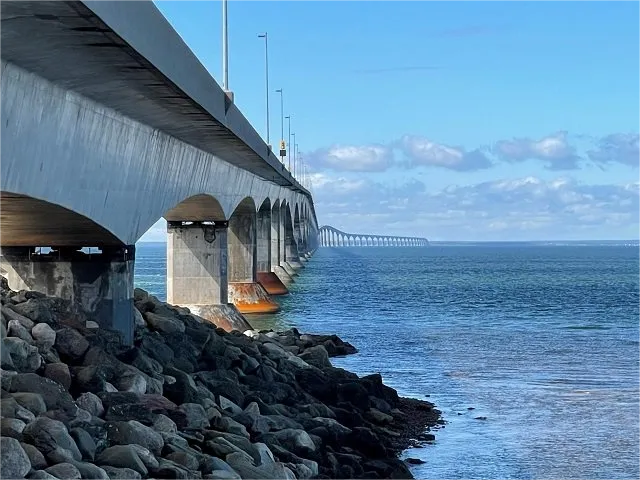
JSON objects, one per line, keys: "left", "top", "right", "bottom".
{"left": 0, "top": 0, "right": 318, "bottom": 344}
{"left": 319, "top": 226, "right": 429, "bottom": 247}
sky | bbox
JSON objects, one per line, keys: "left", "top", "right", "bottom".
{"left": 140, "top": 0, "right": 639, "bottom": 242}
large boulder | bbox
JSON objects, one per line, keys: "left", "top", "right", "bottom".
{"left": 0, "top": 437, "right": 31, "bottom": 479}
{"left": 7, "top": 373, "right": 77, "bottom": 415}
{"left": 3, "top": 337, "right": 41, "bottom": 372}
{"left": 105, "top": 420, "right": 164, "bottom": 455}
{"left": 22, "top": 416, "right": 82, "bottom": 461}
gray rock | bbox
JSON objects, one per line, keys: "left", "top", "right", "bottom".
{"left": 1, "top": 339, "right": 14, "bottom": 369}
{"left": 105, "top": 420, "right": 164, "bottom": 455}
{"left": 69, "top": 460, "right": 110, "bottom": 479}
{"left": 264, "top": 414, "right": 303, "bottom": 431}
{"left": 45, "top": 446, "right": 77, "bottom": 464}
{"left": 243, "top": 401, "right": 261, "bottom": 417}
{"left": 144, "top": 312, "right": 185, "bottom": 334}
{"left": 8, "top": 319, "right": 34, "bottom": 343}
{"left": 1, "top": 417, "right": 27, "bottom": 438}
{"left": 205, "top": 470, "right": 242, "bottom": 480}
{"left": 178, "top": 403, "right": 209, "bottom": 430}
{"left": 70, "top": 428, "right": 97, "bottom": 461}
{"left": 166, "top": 452, "right": 199, "bottom": 471}
{"left": 211, "top": 416, "right": 249, "bottom": 438}
{"left": 7, "top": 299, "right": 53, "bottom": 325}
{"left": 261, "top": 342, "right": 288, "bottom": 359}
{"left": 298, "top": 345, "right": 331, "bottom": 368}
{"left": 310, "top": 416, "right": 352, "bottom": 436}
{"left": 152, "top": 414, "right": 177, "bottom": 433}
{"left": 45, "top": 462, "right": 81, "bottom": 479}
{"left": 273, "top": 428, "right": 317, "bottom": 455}
{"left": 11, "top": 392, "right": 47, "bottom": 416}
{"left": 96, "top": 445, "right": 148, "bottom": 476}
{"left": 204, "top": 437, "right": 247, "bottom": 459}
{"left": 2, "top": 305, "right": 35, "bottom": 329}
{"left": 22, "top": 417, "right": 82, "bottom": 461}
{"left": 75, "top": 392, "right": 104, "bottom": 418}
{"left": 116, "top": 372, "right": 147, "bottom": 394}
{"left": 2, "top": 396, "right": 38, "bottom": 422}
{"left": 43, "top": 363, "right": 71, "bottom": 390}
{"left": 1, "top": 368, "right": 18, "bottom": 390}
{"left": 0, "top": 437, "right": 31, "bottom": 479}
{"left": 31, "top": 323, "right": 56, "bottom": 349}
{"left": 28, "top": 470, "right": 58, "bottom": 480}
{"left": 101, "top": 466, "right": 142, "bottom": 480}
{"left": 54, "top": 328, "right": 89, "bottom": 360}
{"left": 218, "top": 395, "right": 242, "bottom": 415}
{"left": 128, "top": 444, "right": 159, "bottom": 470}
{"left": 8, "top": 373, "right": 77, "bottom": 414}
{"left": 85, "top": 321, "right": 100, "bottom": 329}
{"left": 145, "top": 375, "right": 163, "bottom": 395}
{"left": 21, "top": 442, "right": 48, "bottom": 470}
{"left": 133, "top": 309, "right": 145, "bottom": 329}
{"left": 3, "top": 337, "right": 41, "bottom": 372}
{"left": 253, "top": 442, "right": 275, "bottom": 466}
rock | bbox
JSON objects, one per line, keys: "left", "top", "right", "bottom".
{"left": 3, "top": 337, "right": 41, "bottom": 372}
{"left": 405, "top": 457, "right": 426, "bottom": 465}
{"left": 45, "top": 446, "right": 77, "bottom": 464}
{"left": 177, "top": 402, "right": 209, "bottom": 430}
{"left": 205, "top": 470, "right": 241, "bottom": 480}
{"left": 27, "top": 471, "right": 58, "bottom": 480}
{"left": 8, "top": 319, "right": 34, "bottom": 343}
{"left": 0, "top": 437, "right": 31, "bottom": 479}
{"left": 10, "top": 392, "right": 47, "bottom": 416}
{"left": 54, "top": 328, "right": 89, "bottom": 361}
{"left": 144, "top": 312, "right": 185, "bottom": 334}
{"left": 45, "top": 462, "right": 81, "bottom": 479}
{"left": 253, "top": 442, "right": 275, "bottom": 466}
{"left": 218, "top": 395, "right": 243, "bottom": 415}
{"left": 128, "top": 444, "right": 159, "bottom": 470}
{"left": 68, "top": 460, "right": 110, "bottom": 479}
{"left": 70, "top": 427, "right": 97, "bottom": 461}
{"left": 75, "top": 392, "right": 104, "bottom": 418}
{"left": 31, "top": 323, "right": 56, "bottom": 349}
{"left": 1, "top": 417, "right": 27, "bottom": 438}
{"left": 21, "top": 442, "right": 48, "bottom": 470}
{"left": 1, "top": 339, "right": 14, "bottom": 369}
{"left": 22, "top": 417, "right": 82, "bottom": 461}
{"left": 152, "top": 414, "right": 177, "bottom": 433}
{"left": 105, "top": 420, "right": 164, "bottom": 455}
{"left": 7, "top": 299, "right": 53, "bottom": 325}
{"left": 96, "top": 445, "right": 148, "bottom": 476}
{"left": 43, "top": 363, "right": 71, "bottom": 390}
{"left": 2, "top": 396, "right": 37, "bottom": 422}
{"left": 272, "top": 428, "right": 317, "bottom": 456}
{"left": 101, "top": 466, "right": 142, "bottom": 480}
{"left": 8, "top": 373, "right": 77, "bottom": 414}
{"left": 116, "top": 372, "right": 147, "bottom": 394}
{"left": 133, "top": 308, "right": 145, "bottom": 328}
{"left": 166, "top": 451, "right": 200, "bottom": 471}
{"left": 2, "top": 305, "right": 36, "bottom": 329}
{"left": 86, "top": 321, "right": 100, "bottom": 329}
{"left": 298, "top": 345, "right": 332, "bottom": 369}
{"left": 163, "top": 367, "right": 200, "bottom": 405}
{"left": 367, "top": 407, "right": 394, "bottom": 424}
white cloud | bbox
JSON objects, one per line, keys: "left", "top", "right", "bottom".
{"left": 398, "top": 135, "right": 493, "bottom": 171}
{"left": 306, "top": 144, "right": 393, "bottom": 172}
{"left": 492, "top": 131, "right": 581, "bottom": 170}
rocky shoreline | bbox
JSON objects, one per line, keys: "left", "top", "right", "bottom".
{"left": 1, "top": 279, "right": 440, "bottom": 479}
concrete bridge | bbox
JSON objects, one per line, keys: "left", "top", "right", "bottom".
{"left": 319, "top": 226, "right": 429, "bottom": 247}
{"left": 0, "top": 0, "right": 318, "bottom": 344}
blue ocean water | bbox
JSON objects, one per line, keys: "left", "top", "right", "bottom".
{"left": 135, "top": 243, "right": 640, "bottom": 480}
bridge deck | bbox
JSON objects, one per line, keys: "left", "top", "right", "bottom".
{"left": 1, "top": 0, "right": 302, "bottom": 189}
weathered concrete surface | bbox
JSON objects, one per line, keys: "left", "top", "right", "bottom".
{"left": 0, "top": 247, "right": 135, "bottom": 343}
{"left": 166, "top": 222, "right": 228, "bottom": 306}
{"left": 228, "top": 283, "right": 280, "bottom": 314}
{"left": 186, "top": 304, "right": 252, "bottom": 332}
{"left": 257, "top": 272, "right": 289, "bottom": 296}
{"left": 273, "top": 266, "right": 294, "bottom": 287}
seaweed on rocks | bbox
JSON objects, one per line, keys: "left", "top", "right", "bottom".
{"left": 0, "top": 281, "right": 440, "bottom": 480}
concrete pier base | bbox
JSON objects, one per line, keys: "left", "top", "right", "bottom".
{"left": 257, "top": 271, "right": 289, "bottom": 295}
{"left": 229, "top": 282, "right": 280, "bottom": 314}
{"left": 281, "top": 262, "right": 298, "bottom": 277}
{"left": 186, "top": 303, "right": 252, "bottom": 332}
{"left": 286, "top": 259, "right": 305, "bottom": 270}
{"left": 273, "top": 266, "right": 294, "bottom": 286}
{"left": 0, "top": 246, "right": 135, "bottom": 344}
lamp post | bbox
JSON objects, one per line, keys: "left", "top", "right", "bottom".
{"left": 222, "top": 0, "right": 229, "bottom": 92}
{"left": 291, "top": 133, "right": 296, "bottom": 177}
{"left": 257, "top": 33, "right": 269, "bottom": 147}
{"left": 275, "top": 88, "right": 284, "bottom": 163}
{"left": 285, "top": 115, "right": 292, "bottom": 171}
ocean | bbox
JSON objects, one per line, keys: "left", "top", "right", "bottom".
{"left": 135, "top": 242, "right": 639, "bottom": 479}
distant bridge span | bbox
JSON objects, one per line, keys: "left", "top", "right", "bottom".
{"left": 319, "top": 225, "right": 428, "bottom": 247}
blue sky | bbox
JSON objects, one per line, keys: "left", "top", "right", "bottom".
{"left": 141, "top": 0, "right": 639, "bottom": 242}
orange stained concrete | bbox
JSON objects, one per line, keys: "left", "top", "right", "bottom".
{"left": 257, "top": 271, "right": 289, "bottom": 296}
{"left": 228, "top": 282, "right": 281, "bottom": 314}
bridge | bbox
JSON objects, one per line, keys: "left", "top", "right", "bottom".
{"left": 0, "top": 0, "right": 318, "bottom": 344}
{"left": 319, "top": 226, "right": 429, "bottom": 247}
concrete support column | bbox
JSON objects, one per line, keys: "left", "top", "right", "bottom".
{"left": 257, "top": 203, "right": 288, "bottom": 295}
{"left": 167, "top": 221, "right": 250, "bottom": 332}
{"left": 228, "top": 206, "right": 280, "bottom": 314}
{"left": 1, "top": 245, "right": 136, "bottom": 344}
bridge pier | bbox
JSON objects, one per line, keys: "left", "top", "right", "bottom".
{"left": 1, "top": 245, "right": 136, "bottom": 344}
{"left": 256, "top": 200, "right": 288, "bottom": 295}
{"left": 227, "top": 200, "right": 280, "bottom": 314}
{"left": 166, "top": 221, "right": 251, "bottom": 332}
{"left": 273, "top": 203, "right": 295, "bottom": 286}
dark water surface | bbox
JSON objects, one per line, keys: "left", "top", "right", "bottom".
{"left": 135, "top": 243, "right": 639, "bottom": 480}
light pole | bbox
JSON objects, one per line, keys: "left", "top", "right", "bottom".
{"left": 295, "top": 143, "right": 299, "bottom": 181}
{"left": 275, "top": 88, "right": 284, "bottom": 163}
{"left": 222, "top": 0, "right": 229, "bottom": 92}
{"left": 258, "top": 33, "right": 269, "bottom": 147}
{"left": 285, "top": 115, "right": 292, "bottom": 171}
{"left": 291, "top": 133, "right": 296, "bottom": 176}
